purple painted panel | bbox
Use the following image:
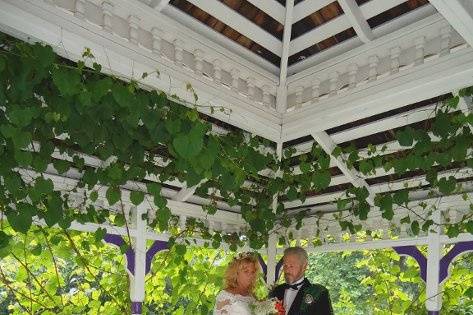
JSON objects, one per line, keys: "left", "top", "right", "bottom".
{"left": 104, "top": 234, "right": 135, "bottom": 274}
{"left": 275, "top": 258, "right": 283, "bottom": 282}
{"left": 428, "top": 311, "right": 439, "bottom": 315}
{"left": 439, "top": 241, "right": 473, "bottom": 283}
{"left": 145, "top": 240, "right": 168, "bottom": 274}
{"left": 131, "top": 301, "right": 142, "bottom": 314}
{"left": 257, "top": 254, "right": 267, "bottom": 281}
{"left": 393, "top": 246, "right": 427, "bottom": 282}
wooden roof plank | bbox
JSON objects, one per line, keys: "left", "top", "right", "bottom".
{"left": 184, "top": 0, "right": 283, "bottom": 56}
{"left": 246, "top": 0, "right": 286, "bottom": 25}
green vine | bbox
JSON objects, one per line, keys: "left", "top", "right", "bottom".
{"left": 0, "top": 31, "right": 472, "bottom": 255}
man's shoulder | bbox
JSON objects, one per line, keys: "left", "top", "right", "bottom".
{"left": 302, "top": 282, "right": 329, "bottom": 296}
{"left": 306, "top": 282, "right": 328, "bottom": 291}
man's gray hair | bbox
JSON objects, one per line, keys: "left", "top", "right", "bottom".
{"left": 283, "top": 246, "right": 308, "bottom": 264}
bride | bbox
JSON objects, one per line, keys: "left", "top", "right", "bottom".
{"left": 214, "top": 252, "right": 260, "bottom": 315}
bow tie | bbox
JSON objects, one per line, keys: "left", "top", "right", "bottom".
{"left": 285, "top": 281, "right": 303, "bottom": 290}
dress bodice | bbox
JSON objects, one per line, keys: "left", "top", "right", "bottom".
{"left": 213, "top": 290, "right": 255, "bottom": 315}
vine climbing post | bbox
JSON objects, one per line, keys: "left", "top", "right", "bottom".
{"left": 130, "top": 203, "right": 147, "bottom": 315}
{"left": 266, "top": 141, "right": 283, "bottom": 285}
{"left": 426, "top": 210, "right": 442, "bottom": 315}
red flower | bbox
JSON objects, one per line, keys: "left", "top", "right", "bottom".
{"left": 275, "top": 300, "right": 285, "bottom": 315}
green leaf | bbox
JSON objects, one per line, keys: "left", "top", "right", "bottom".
{"left": 94, "top": 227, "right": 107, "bottom": 242}
{"left": 466, "top": 220, "right": 473, "bottom": 234}
{"left": 438, "top": 176, "right": 456, "bottom": 195}
{"left": 446, "top": 224, "right": 460, "bottom": 238}
{"left": 44, "top": 193, "right": 63, "bottom": 227}
{"left": 157, "top": 207, "right": 171, "bottom": 231}
{"left": 106, "top": 186, "right": 121, "bottom": 205}
{"left": 312, "top": 170, "right": 331, "bottom": 191}
{"left": 130, "top": 190, "right": 145, "bottom": 206}
{"left": 90, "top": 191, "right": 98, "bottom": 202}
{"left": 465, "top": 287, "right": 473, "bottom": 299}
{"left": 112, "top": 84, "right": 134, "bottom": 108}
{"left": 331, "top": 146, "right": 342, "bottom": 158}
{"left": 175, "top": 244, "right": 187, "bottom": 256}
{"left": 53, "top": 159, "right": 70, "bottom": 174}
{"left": 9, "top": 107, "right": 39, "bottom": 127}
{"left": 7, "top": 210, "right": 32, "bottom": 233}
{"left": 378, "top": 195, "right": 393, "bottom": 220}
{"left": 173, "top": 123, "right": 205, "bottom": 158}
{"left": 90, "top": 78, "right": 112, "bottom": 102}
{"left": 393, "top": 190, "right": 408, "bottom": 206}
{"left": 147, "top": 182, "right": 162, "bottom": 197}
{"left": 0, "top": 56, "right": 5, "bottom": 72}
{"left": 286, "top": 186, "right": 298, "bottom": 201}
{"left": 35, "top": 177, "right": 54, "bottom": 195}
{"left": 411, "top": 221, "right": 420, "bottom": 235}
{"left": 396, "top": 127, "right": 414, "bottom": 147}
{"left": 52, "top": 67, "right": 82, "bottom": 96}
{"left": 14, "top": 149, "right": 32, "bottom": 166}
{"left": 31, "top": 244, "right": 42, "bottom": 256}
{"left": 0, "top": 231, "right": 11, "bottom": 257}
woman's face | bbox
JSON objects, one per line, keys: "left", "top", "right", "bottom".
{"left": 237, "top": 261, "right": 257, "bottom": 291}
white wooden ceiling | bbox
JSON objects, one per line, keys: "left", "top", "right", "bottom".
{"left": 1, "top": 0, "right": 473, "bottom": 243}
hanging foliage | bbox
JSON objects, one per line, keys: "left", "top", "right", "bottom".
{"left": 0, "top": 31, "right": 472, "bottom": 254}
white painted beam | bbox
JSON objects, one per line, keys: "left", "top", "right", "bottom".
{"left": 0, "top": 0, "right": 282, "bottom": 142}
{"left": 429, "top": 0, "right": 473, "bottom": 48}
{"left": 287, "top": 101, "right": 440, "bottom": 157}
{"left": 311, "top": 131, "right": 375, "bottom": 206}
{"left": 183, "top": 0, "right": 282, "bottom": 56}
{"left": 247, "top": 0, "right": 285, "bottom": 25}
{"left": 339, "top": 0, "right": 373, "bottom": 43}
{"left": 290, "top": 15, "right": 351, "bottom": 56}
{"left": 277, "top": 0, "right": 294, "bottom": 112}
{"left": 359, "top": 0, "right": 405, "bottom": 19}
{"left": 154, "top": 0, "right": 171, "bottom": 11}
{"left": 172, "top": 180, "right": 207, "bottom": 202}
{"left": 302, "top": 236, "right": 428, "bottom": 253}
{"left": 287, "top": 5, "right": 436, "bottom": 75}
{"left": 163, "top": 6, "right": 280, "bottom": 75}
{"left": 283, "top": 48, "right": 473, "bottom": 141}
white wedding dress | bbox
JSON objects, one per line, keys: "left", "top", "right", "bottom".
{"left": 213, "top": 290, "right": 255, "bottom": 315}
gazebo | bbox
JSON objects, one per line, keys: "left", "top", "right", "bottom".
{"left": 0, "top": 0, "right": 473, "bottom": 314}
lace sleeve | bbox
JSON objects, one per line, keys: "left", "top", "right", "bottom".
{"left": 214, "top": 291, "right": 232, "bottom": 315}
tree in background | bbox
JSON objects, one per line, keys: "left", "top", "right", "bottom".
{"left": 1, "top": 225, "right": 473, "bottom": 314}
{"left": 306, "top": 249, "right": 473, "bottom": 315}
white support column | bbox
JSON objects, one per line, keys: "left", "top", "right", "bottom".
{"left": 426, "top": 210, "right": 442, "bottom": 314}
{"left": 267, "top": 141, "right": 283, "bottom": 285}
{"left": 311, "top": 131, "right": 375, "bottom": 205}
{"left": 276, "top": 0, "right": 294, "bottom": 114}
{"left": 130, "top": 204, "right": 147, "bottom": 315}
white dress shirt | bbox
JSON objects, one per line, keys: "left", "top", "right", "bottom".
{"left": 283, "top": 277, "right": 304, "bottom": 314}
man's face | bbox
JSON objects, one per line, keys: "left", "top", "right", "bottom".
{"left": 283, "top": 253, "right": 307, "bottom": 284}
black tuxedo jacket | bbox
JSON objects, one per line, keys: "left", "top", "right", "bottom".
{"left": 269, "top": 278, "right": 334, "bottom": 315}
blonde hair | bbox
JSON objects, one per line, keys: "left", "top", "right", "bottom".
{"left": 224, "top": 253, "right": 260, "bottom": 293}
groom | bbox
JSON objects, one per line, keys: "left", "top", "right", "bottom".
{"left": 270, "top": 247, "right": 333, "bottom": 315}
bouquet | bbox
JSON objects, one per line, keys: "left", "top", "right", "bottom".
{"left": 250, "top": 298, "right": 285, "bottom": 315}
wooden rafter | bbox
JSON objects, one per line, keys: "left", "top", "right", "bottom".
{"left": 339, "top": 0, "right": 374, "bottom": 43}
